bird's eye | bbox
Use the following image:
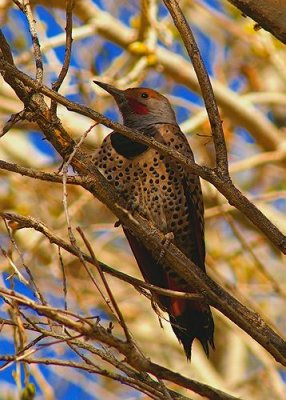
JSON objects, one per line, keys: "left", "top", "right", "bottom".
{"left": 141, "top": 92, "right": 149, "bottom": 99}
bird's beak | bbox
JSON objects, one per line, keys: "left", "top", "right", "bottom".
{"left": 93, "top": 80, "right": 125, "bottom": 103}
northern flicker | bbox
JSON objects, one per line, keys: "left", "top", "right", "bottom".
{"left": 92, "top": 81, "right": 215, "bottom": 359}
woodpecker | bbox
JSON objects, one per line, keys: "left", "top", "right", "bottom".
{"left": 92, "top": 81, "right": 215, "bottom": 359}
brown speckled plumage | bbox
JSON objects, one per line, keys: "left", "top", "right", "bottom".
{"left": 92, "top": 82, "right": 215, "bottom": 359}
{"left": 93, "top": 125, "right": 203, "bottom": 260}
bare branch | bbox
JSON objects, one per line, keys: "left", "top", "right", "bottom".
{"left": 17, "top": 0, "right": 44, "bottom": 84}
{"left": 0, "top": 159, "right": 85, "bottom": 185}
{"left": 1, "top": 216, "right": 47, "bottom": 305}
{"left": 0, "top": 56, "right": 285, "bottom": 254}
{"left": 226, "top": 0, "right": 286, "bottom": 44}
{"left": 1, "top": 208, "right": 285, "bottom": 366}
{"left": 163, "top": 0, "right": 229, "bottom": 177}
{"left": 0, "top": 212, "right": 204, "bottom": 302}
{"left": 0, "top": 290, "right": 242, "bottom": 400}
{"left": 1, "top": 11, "right": 286, "bottom": 398}
{"left": 0, "top": 33, "right": 285, "bottom": 360}
{"left": 74, "top": 2, "right": 284, "bottom": 151}
{"left": 77, "top": 227, "right": 133, "bottom": 343}
{"left": 50, "top": 0, "right": 74, "bottom": 114}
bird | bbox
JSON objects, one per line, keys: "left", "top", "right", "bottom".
{"left": 92, "top": 80, "right": 215, "bottom": 359}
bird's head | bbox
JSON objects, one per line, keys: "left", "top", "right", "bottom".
{"left": 94, "top": 81, "right": 177, "bottom": 129}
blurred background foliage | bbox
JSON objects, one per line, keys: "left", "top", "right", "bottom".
{"left": 0, "top": 0, "right": 285, "bottom": 399}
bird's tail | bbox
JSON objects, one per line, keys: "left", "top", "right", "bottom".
{"left": 169, "top": 302, "right": 215, "bottom": 359}
{"left": 122, "top": 227, "right": 215, "bottom": 359}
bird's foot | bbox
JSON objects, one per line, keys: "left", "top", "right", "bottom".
{"left": 114, "top": 220, "right": 121, "bottom": 228}
{"left": 157, "top": 232, "right": 174, "bottom": 263}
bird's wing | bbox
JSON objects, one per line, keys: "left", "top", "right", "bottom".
{"left": 159, "top": 126, "right": 206, "bottom": 271}
{"left": 182, "top": 173, "right": 206, "bottom": 270}
{"left": 123, "top": 227, "right": 171, "bottom": 312}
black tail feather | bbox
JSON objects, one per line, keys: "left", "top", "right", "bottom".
{"left": 170, "top": 305, "right": 215, "bottom": 359}
{"left": 122, "top": 228, "right": 215, "bottom": 359}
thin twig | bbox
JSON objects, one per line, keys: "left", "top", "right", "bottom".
{"left": 77, "top": 227, "right": 133, "bottom": 343}
{"left": 0, "top": 288, "right": 95, "bottom": 328}
{"left": 57, "top": 123, "right": 99, "bottom": 316}
{"left": 59, "top": 125, "right": 124, "bottom": 322}
{"left": 0, "top": 356, "right": 168, "bottom": 400}
{"left": 1, "top": 216, "right": 47, "bottom": 305}
{"left": 67, "top": 342, "right": 100, "bottom": 370}
{"left": 22, "top": 0, "right": 44, "bottom": 84}
{"left": 0, "top": 246, "right": 29, "bottom": 285}
{"left": 50, "top": 0, "right": 74, "bottom": 114}
{"left": 2, "top": 211, "right": 285, "bottom": 368}
{"left": 0, "top": 334, "right": 44, "bottom": 372}
{"left": 58, "top": 247, "right": 68, "bottom": 311}
{"left": 163, "top": 0, "right": 229, "bottom": 177}
{"left": 0, "top": 334, "right": 82, "bottom": 371}
{"left": 9, "top": 299, "right": 25, "bottom": 394}
{"left": 157, "top": 378, "right": 174, "bottom": 400}
{"left": 68, "top": 230, "right": 121, "bottom": 320}
{"left": 224, "top": 213, "right": 286, "bottom": 299}
{"left": 0, "top": 160, "right": 86, "bottom": 185}
{"left": 1, "top": 56, "right": 284, "bottom": 254}
{"left": 0, "top": 211, "right": 204, "bottom": 302}
{"left": 0, "top": 289, "right": 240, "bottom": 400}
{"left": 61, "top": 121, "right": 97, "bottom": 245}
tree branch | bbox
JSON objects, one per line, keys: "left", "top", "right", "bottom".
{"left": 50, "top": 0, "right": 74, "bottom": 115}
{"left": 0, "top": 159, "right": 85, "bottom": 185}
{"left": 0, "top": 29, "right": 285, "bottom": 366}
{"left": 163, "top": 0, "right": 229, "bottom": 177}
{"left": 0, "top": 55, "right": 285, "bottom": 254}
{"left": 0, "top": 290, "right": 242, "bottom": 400}
{"left": 227, "top": 0, "right": 286, "bottom": 44}
{"left": 0, "top": 212, "right": 203, "bottom": 302}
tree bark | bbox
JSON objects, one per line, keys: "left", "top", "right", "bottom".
{"left": 227, "top": 0, "right": 286, "bottom": 44}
